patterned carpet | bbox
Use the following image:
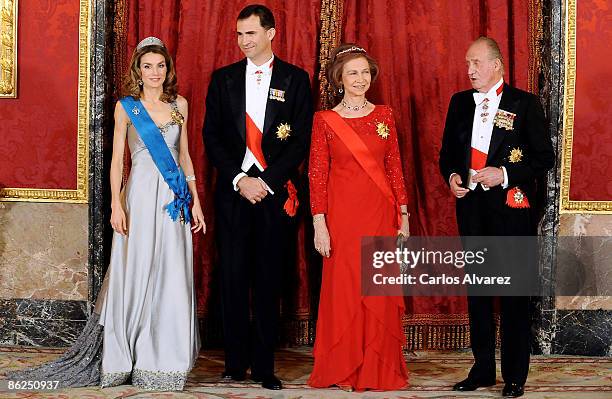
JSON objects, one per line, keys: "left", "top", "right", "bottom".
{"left": 0, "top": 346, "right": 610, "bottom": 398}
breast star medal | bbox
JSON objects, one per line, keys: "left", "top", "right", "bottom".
{"left": 509, "top": 147, "right": 523, "bottom": 163}
{"left": 276, "top": 123, "right": 291, "bottom": 140}
{"left": 171, "top": 109, "right": 185, "bottom": 125}
{"left": 494, "top": 109, "right": 517, "bottom": 130}
{"left": 376, "top": 122, "right": 390, "bottom": 139}
{"left": 131, "top": 106, "right": 140, "bottom": 115}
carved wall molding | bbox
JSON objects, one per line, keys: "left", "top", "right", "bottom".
{"left": 560, "top": 0, "right": 612, "bottom": 214}
{"left": 0, "top": 0, "right": 17, "bottom": 98}
{"left": 0, "top": 0, "right": 90, "bottom": 203}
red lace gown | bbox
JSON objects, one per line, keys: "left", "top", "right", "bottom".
{"left": 307, "top": 105, "right": 409, "bottom": 391}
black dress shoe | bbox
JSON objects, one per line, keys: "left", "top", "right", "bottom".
{"left": 252, "top": 374, "right": 282, "bottom": 390}
{"left": 452, "top": 377, "right": 496, "bottom": 391}
{"left": 502, "top": 383, "right": 524, "bottom": 397}
{"left": 221, "top": 370, "right": 246, "bottom": 381}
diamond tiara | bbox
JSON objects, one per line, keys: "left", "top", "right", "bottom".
{"left": 136, "top": 36, "right": 165, "bottom": 50}
{"left": 335, "top": 46, "right": 366, "bottom": 59}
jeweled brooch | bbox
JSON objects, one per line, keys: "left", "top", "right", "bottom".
{"left": 171, "top": 109, "right": 185, "bottom": 126}
{"left": 376, "top": 122, "right": 390, "bottom": 139}
{"left": 131, "top": 106, "right": 140, "bottom": 116}
{"left": 276, "top": 123, "right": 291, "bottom": 140}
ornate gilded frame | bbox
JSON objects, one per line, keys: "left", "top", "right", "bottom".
{"left": 317, "top": 0, "right": 343, "bottom": 110}
{"left": 0, "top": 0, "right": 90, "bottom": 203}
{"left": 0, "top": 0, "right": 17, "bottom": 98}
{"left": 560, "top": 0, "right": 612, "bottom": 214}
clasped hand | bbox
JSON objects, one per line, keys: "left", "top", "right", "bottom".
{"left": 472, "top": 166, "right": 504, "bottom": 188}
{"left": 450, "top": 167, "right": 504, "bottom": 198}
{"left": 237, "top": 176, "right": 268, "bottom": 204}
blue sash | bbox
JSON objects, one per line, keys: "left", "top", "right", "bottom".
{"left": 120, "top": 96, "right": 192, "bottom": 224}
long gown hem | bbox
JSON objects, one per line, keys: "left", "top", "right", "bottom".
{"left": 313, "top": 298, "right": 405, "bottom": 357}
{"left": 309, "top": 302, "right": 409, "bottom": 390}
{"left": 308, "top": 345, "right": 409, "bottom": 391}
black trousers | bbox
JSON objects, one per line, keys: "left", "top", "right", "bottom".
{"left": 214, "top": 172, "right": 290, "bottom": 377}
{"left": 456, "top": 187, "right": 532, "bottom": 385}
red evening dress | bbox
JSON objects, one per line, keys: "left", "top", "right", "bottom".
{"left": 307, "top": 105, "right": 409, "bottom": 391}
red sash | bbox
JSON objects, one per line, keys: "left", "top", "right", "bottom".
{"left": 470, "top": 147, "right": 487, "bottom": 170}
{"left": 245, "top": 113, "right": 298, "bottom": 216}
{"left": 320, "top": 110, "right": 400, "bottom": 226}
{"left": 246, "top": 113, "right": 267, "bottom": 167}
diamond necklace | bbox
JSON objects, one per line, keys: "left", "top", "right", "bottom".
{"left": 341, "top": 99, "right": 368, "bottom": 111}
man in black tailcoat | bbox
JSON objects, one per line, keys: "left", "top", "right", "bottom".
{"left": 203, "top": 4, "right": 313, "bottom": 391}
{"left": 439, "top": 37, "right": 554, "bottom": 398}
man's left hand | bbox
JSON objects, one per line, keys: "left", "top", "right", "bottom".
{"left": 237, "top": 176, "right": 268, "bottom": 204}
{"left": 472, "top": 167, "right": 504, "bottom": 188}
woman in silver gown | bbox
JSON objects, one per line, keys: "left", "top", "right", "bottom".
{"left": 10, "top": 37, "right": 204, "bottom": 391}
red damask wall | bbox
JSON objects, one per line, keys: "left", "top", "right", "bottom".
{"left": 0, "top": 0, "right": 80, "bottom": 190}
{"left": 569, "top": 0, "right": 612, "bottom": 201}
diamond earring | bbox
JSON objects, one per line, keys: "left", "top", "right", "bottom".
{"left": 338, "top": 87, "right": 343, "bottom": 94}
{"left": 137, "top": 79, "right": 143, "bottom": 86}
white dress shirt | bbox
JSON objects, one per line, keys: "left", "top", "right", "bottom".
{"left": 450, "top": 78, "right": 508, "bottom": 191}
{"left": 232, "top": 55, "right": 275, "bottom": 193}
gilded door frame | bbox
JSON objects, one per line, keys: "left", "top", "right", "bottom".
{"left": 0, "top": 0, "right": 18, "bottom": 98}
{"left": 560, "top": 0, "right": 612, "bottom": 214}
{"left": 0, "top": 0, "right": 90, "bottom": 203}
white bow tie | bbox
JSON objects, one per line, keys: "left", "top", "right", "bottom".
{"left": 248, "top": 68, "right": 270, "bottom": 75}
{"left": 473, "top": 92, "right": 490, "bottom": 105}
{"left": 247, "top": 64, "right": 272, "bottom": 75}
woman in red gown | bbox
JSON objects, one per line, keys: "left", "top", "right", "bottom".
{"left": 307, "top": 43, "right": 410, "bottom": 391}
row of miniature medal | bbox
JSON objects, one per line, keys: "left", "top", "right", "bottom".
{"left": 480, "top": 98, "right": 516, "bottom": 131}
{"left": 478, "top": 81, "right": 515, "bottom": 129}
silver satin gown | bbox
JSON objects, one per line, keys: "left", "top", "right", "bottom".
{"left": 9, "top": 111, "right": 200, "bottom": 391}
{"left": 99, "top": 118, "right": 200, "bottom": 389}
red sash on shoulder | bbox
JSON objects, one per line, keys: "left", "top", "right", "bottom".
{"left": 319, "top": 110, "right": 400, "bottom": 226}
